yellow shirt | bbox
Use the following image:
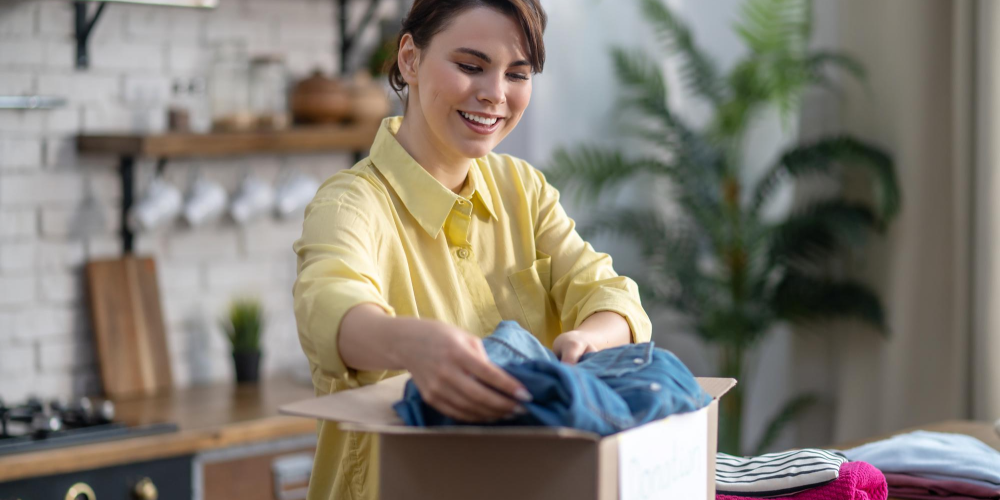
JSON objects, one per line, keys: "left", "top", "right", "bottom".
{"left": 292, "top": 116, "right": 651, "bottom": 500}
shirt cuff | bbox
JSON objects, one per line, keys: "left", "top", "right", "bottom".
{"left": 295, "top": 285, "right": 396, "bottom": 383}
{"left": 573, "top": 287, "right": 652, "bottom": 344}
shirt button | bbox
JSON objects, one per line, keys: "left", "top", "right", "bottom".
{"left": 457, "top": 248, "right": 470, "bottom": 259}
{"left": 649, "top": 382, "right": 661, "bottom": 392}
{"left": 457, "top": 199, "right": 468, "bottom": 206}
{"left": 633, "top": 357, "right": 644, "bottom": 365}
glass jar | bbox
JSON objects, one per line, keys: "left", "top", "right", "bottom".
{"left": 250, "top": 55, "right": 290, "bottom": 129}
{"left": 208, "top": 40, "right": 252, "bottom": 131}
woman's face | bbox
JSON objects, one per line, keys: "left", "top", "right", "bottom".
{"left": 405, "top": 7, "right": 534, "bottom": 159}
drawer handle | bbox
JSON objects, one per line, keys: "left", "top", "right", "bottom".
{"left": 66, "top": 482, "right": 96, "bottom": 500}
{"left": 133, "top": 477, "right": 158, "bottom": 500}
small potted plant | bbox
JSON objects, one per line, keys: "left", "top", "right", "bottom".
{"left": 221, "top": 298, "right": 264, "bottom": 383}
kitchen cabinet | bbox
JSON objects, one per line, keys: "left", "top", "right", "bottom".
{"left": 0, "top": 378, "right": 318, "bottom": 499}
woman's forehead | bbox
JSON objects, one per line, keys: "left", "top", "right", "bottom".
{"left": 428, "top": 7, "right": 530, "bottom": 62}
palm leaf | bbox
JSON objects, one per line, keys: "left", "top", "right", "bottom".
{"left": 639, "top": 0, "right": 726, "bottom": 105}
{"left": 577, "top": 207, "right": 671, "bottom": 259}
{"left": 610, "top": 46, "right": 673, "bottom": 129}
{"left": 544, "top": 147, "right": 674, "bottom": 201}
{"left": 770, "top": 200, "right": 878, "bottom": 267}
{"left": 753, "top": 393, "right": 819, "bottom": 455}
{"left": 751, "top": 136, "right": 900, "bottom": 224}
{"left": 735, "top": 0, "right": 810, "bottom": 57}
{"left": 771, "top": 272, "right": 887, "bottom": 333}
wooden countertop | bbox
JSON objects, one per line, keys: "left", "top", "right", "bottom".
{"left": 0, "top": 377, "right": 319, "bottom": 483}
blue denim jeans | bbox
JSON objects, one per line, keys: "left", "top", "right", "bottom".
{"left": 393, "top": 321, "right": 712, "bottom": 436}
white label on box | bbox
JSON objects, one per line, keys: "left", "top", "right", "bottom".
{"left": 618, "top": 409, "right": 708, "bottom": 500}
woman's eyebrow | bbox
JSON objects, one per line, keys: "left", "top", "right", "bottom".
{"left": 453, "top": 47, "right": 530, "bottom": 68}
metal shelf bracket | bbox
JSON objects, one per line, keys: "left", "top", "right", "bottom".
{"left": 74, "top": 1, "right": 108, "bottom": 69}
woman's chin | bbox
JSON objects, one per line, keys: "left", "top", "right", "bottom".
{"left": 456, "top": 140, "right": 495, "bottom": 159}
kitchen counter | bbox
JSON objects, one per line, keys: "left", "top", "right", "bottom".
{"left": 0, "top": 377, "right": 318, "bottom": 483}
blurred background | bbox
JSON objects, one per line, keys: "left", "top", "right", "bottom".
{"left": 0, "top": 0, "right": 998, "bottom": 497}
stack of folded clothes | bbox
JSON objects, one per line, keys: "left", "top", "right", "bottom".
{"left": 843, "top": 431, "right": 1000, "bottom": 500}
{"left": 715, "top": 449, "right": 887, "bottom": 500}
{"left": 393, "top": 320, "right": 713, "bottom": 435}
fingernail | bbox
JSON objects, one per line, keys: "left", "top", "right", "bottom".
{"left": 514, "top": 405, "right": 527, "bottom": 415}
{"left": 515, "top": 388, "right": 532, "bottom": 402}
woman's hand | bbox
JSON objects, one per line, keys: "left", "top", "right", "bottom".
{"left": 552, "top": 330, "right": 600, "bottom": 364}
{"left": 553, "top": 311, "right": 634, "bottom": 364}
{"left": 398, "top": 319, "right": 533, "bottom": 423}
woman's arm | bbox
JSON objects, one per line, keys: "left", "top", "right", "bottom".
{"left": 294, "top": 185, "right": 528, "bottom": 423}
{"left": 339, "top": 303, "right": 532, "bottom": 422}
{"left": 552, "top": 311, "right": 632, "bottom": 364}
{"left": 523, "top": 161, "right": 653, "bottom": 354}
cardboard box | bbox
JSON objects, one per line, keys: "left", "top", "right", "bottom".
{"left": 281, "top": 374, "right": 735, "bottom": 500}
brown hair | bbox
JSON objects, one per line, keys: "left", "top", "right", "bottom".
{"left": 384, "top": 0, "right": 547, "bottom": 98}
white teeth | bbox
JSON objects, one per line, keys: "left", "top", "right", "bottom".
{"left": 460, "top": 111, "right": 499, "bottom": 126}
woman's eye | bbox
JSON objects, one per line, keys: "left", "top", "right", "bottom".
{"left": 458, "top": 63, "right": 480, "bottom": 73}
{"left": 508, "top": 73, "right": 529, "bottom": 82}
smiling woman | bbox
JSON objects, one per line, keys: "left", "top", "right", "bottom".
{"left": 291, "top": 1, "right": 652, "bottom": 500}
{"left": 386, "top": 1, "right": 545, "bottom": 189}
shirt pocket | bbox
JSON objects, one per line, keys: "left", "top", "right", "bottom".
{"left": 508, "top": 252, "right": 561, "bottom": 343}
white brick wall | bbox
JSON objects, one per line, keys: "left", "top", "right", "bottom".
{"left": 0, "top": 0, "right": 394, "bottom": 401}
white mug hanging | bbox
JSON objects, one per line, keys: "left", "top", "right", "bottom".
{"left": 230, "top": 175, "right": 275, "bottom": 224}
{"left": 274, "top": 171, "right": 319, "bottom": 218}
{"left": 130, "top": 176, "right": 182, "bottom": 231}
{"left": 183, "top": 175, "right": 228, "bottom": 227}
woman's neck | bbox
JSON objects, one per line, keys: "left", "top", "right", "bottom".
{"left": 394, "top": 111, "right": 470, "bottom": 194}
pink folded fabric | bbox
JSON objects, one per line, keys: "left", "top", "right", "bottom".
{"left": 885, "top": 473, "right": 1000, "bottom": 500}
{"left": 717, "top": 462, "right": 887, "bottom": 500}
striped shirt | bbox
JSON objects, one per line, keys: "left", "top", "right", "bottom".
{"left": 716, "top": 449, "right": 849, "bottom": 497}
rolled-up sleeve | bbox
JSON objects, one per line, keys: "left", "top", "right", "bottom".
{"left": 530, "top": 166, "right": 652, "bottom": 343}
{"left": 292, "top": 196, "right": 395, "bottom": 382}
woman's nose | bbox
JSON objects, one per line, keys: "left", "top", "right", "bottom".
{"left": 477, "top": 73, "right": 506, "bottom": 106}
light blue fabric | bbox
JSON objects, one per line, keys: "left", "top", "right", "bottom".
{"left": 393, "top": 320, "right": 711, "bottom": 436}
{"left": 843, "top": 430, "right": 1000, "bottom": 487}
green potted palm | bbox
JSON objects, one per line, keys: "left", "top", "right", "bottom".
{"left": 546, "top": 0, "right": 900, "bottom": 455}
{"left": 222, "top": 298, "right": 265, "bottom": 383}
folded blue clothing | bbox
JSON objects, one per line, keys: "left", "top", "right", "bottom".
{"left": 843, "top": 430, "right": 1000, "bottom": 488}
{"left": 393, "top": 320, "right": 712, "bottom": 436}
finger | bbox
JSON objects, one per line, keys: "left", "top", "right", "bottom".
{"left": 449, "top": 372, "right": 522, "bottom": 416}
{"left": 441, "top": 390, "right": 502, "bottom": 422}
{"left": 461, "top": 354, "right": 532, "bottom": 402}
{"left": 429, "top": 397, "right": 483, "bottom": 423}
{"left": 560, "top": 342, "right": 587, "bottom": 365}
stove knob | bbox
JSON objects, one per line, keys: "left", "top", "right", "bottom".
{"left": 32, "top": 413, "right": 62, "bottom": 434}
{"left": 98, "top": 400, "right": 115, "bottom": 423}
{"left": 78, "top": 397, "right": 93, "bottom": 417}
{"left": 65, "top": 482, "right": 95, "bottom": 500}
{"left": 133, "top": 477, "right": 157, "bottom": 500}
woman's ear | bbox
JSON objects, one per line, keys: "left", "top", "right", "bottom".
{"left": 397, "top": 33, "right": 420, "bottom": 86}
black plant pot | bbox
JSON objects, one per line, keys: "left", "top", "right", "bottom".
{"left": 233, "top": 350, "right": 261, "bottom": 383}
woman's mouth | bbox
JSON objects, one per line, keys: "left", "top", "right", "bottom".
{"left": 458, "top": 110, "right": 503, "bottom": 135}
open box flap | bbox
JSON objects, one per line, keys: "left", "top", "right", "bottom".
{"left": 697, "top": 377, "right": 737, "bottom": 400}
{"left": 280, "top": 373, "right": 409, "bottom": 426}
{"left": 280, "top": 374, "right": 736, "bottom": 438}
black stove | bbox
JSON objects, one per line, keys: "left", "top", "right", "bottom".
{"left": 0, "top": 396, "right": 178, "bottom": 456}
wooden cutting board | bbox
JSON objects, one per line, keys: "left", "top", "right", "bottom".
{"left": 86, "top": 256, "right": 172, "bottom": 399}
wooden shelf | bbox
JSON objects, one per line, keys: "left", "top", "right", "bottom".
{"left": 77, "top": 121, "right": 380, "bottom": 159}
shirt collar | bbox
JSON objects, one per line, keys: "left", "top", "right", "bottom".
{"left": 369, "top": 116, "right": 498, "bottom": 238}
